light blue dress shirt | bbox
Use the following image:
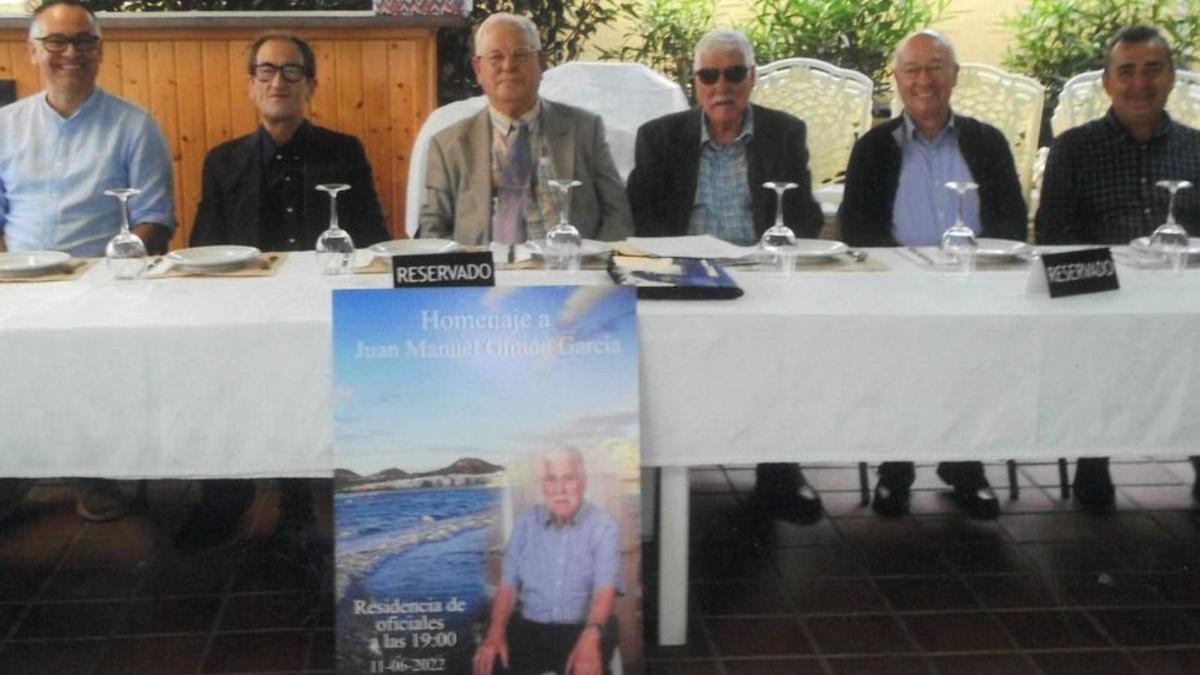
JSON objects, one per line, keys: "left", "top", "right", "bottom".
{"left": 688, "top": 107, "right": 755, "bottom": 245}
{"left": 0, "top": 88, "right": 174, "bottom": 257}
{"left": 892, "top": 112, "right": 980, "bottom": 246}
{"left": 501, "top": 501, "right": 622, "bottom": 624}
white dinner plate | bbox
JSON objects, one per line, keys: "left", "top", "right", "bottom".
{"left": 974, "top": 238, "right": 1030, "bottom": 260}
{"left": 0, "top": 250, "right": 70, "bottom": 275}
{"left": 525, "top": 239, "right": 610, "bottom": 259}
{"left": 792, "top": 239, "right": 849, "bottom": 259}
{"left": 1129, "top": 236, "right": 1200, "bottom": 257}
{"left": 370, "top": 239, "right": 462, "bottom": 257}
{"left": 166, "top": 245, "right": 261, "bottom": 270}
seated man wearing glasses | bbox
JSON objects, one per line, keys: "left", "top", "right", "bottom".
{"left": 0, "top": 0, "right": 174, "bottom": 524}
{"left": 181, "top": 32, "right": 387, "bottom": 552}
{"left": 419, "top": 13, "right": 631, "bottom": 245}
{"left": 839, "top": 30, "right": 1026, "bottom": 519}
{"left": 627, "top": 28, "right": 825, "bottom": 524}
{"left": 191, "top": 32, "right": 388, "bottom": 250}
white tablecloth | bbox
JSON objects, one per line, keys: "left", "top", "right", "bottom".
{"left": 2, "top": 249, "right": 1198, "bottom": 478}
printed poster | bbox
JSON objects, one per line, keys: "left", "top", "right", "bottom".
{"left": 332, "top": 286, "right": 642, "bottom": 675}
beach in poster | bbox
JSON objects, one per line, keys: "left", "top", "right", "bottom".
{"left": 332, "top": 286, "right": 642, "bottom": 675}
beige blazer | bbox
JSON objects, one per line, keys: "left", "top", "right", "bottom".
{"left": 418, "top": 98, "right": 632, "bottom": 244}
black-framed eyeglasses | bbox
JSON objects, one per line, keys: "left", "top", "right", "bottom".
{"left": 35, "top": 33, "right": 100, "bottom": 54}
{"left": 251, "top": 62, "right": 309, "bottom": 84}
{"left": 695, "top": 65, "right": 750, "bottom": 85}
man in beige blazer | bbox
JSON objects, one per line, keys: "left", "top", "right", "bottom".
{"left": 418, "top": 13, "right": 631, "bottom": 244}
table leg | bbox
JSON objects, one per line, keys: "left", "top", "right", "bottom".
{"left": 657, "top": 466, "right": 689, "bottom": 646}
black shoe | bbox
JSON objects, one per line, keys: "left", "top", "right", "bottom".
{"left": 872, "top": 481, "right": 910, "bottom": 517}
{"left": 1073, "top": 473, "right": 1115, "bottom": 514}
{"left": 750, "top": 481, "right": 823, "bottom": 524}
{"left": 949, "top": 484, "right": 1000, "bottom": 519}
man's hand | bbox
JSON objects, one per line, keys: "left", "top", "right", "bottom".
{"left": 472, "top": 632, "right": 508, "bottom": 675}
{"left": 564, "top": 626, "right": 603, "bottom": 675}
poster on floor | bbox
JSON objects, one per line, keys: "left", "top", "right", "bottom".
{"left": 332, "top": 285, "right": 643, "bottom": 675}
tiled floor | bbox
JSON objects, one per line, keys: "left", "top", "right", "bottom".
{"left": 0, "top": 460, "right": 1197, "bottom": 674}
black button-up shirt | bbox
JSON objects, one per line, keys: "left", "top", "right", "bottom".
{"left": 1036, "top": 109, "right": 1200, "bottom": 245}
{"left": 258, "top": 122, "right": 311, "bottom": 251}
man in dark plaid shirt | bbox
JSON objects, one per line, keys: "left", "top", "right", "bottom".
{"left": 1036, "top": 24, "right": 1200, "bottom": 513}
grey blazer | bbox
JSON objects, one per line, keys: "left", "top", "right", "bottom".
{"left": 418, "top": 98, "right": 632, "bottom": 244}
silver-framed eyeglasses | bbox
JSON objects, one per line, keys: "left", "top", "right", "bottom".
{"left": 251, "top": 62, "right": 308, "bottom": 84}
{"left": 35, "top": 33, "right": 100, "bottom": 53}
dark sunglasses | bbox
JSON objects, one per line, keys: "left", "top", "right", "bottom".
{"left": 695, "top": 65, "right": 750, "bottom": 85}
{"left": 250, "top": 62, "right": 309, "bottom": 84}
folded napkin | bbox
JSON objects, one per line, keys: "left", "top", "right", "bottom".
{"left": 147, "top": 252, "right": 287, "bottom": 278}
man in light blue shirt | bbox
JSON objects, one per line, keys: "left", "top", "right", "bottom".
{"left": 0, "top": 0, "right": 173, "bottom": 258}
{"left": 0, "top": 0, "right": 173, "bottom": 526}
{"left": 474, "top": 448, "right": 621, "bottom": 675}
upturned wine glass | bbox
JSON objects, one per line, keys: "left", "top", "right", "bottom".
{"left": 759, "top": 181, "right": 799, "bottom": 275}
{"left": 545, "top": 178, "right": 583, "bottom": 271}
{"left": 940, "top": 181, "right": 979, "bottom": 279}
{"left": 315, "top": 183, "right": 355, "bottom": 275}
{"left": 1149, "top": 180, "right": 1193, "bottom": 275}
{"left": 103, "top": 187, "right": 147, "bottom": 280}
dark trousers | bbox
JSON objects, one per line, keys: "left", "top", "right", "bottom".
{"left": 495, "top": 615, "right": 618, "bottom": 675}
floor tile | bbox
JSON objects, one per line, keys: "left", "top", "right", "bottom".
{"left": 219, "top": 591, "right": 322, "bottom": 630}
{"left": 201, "top": 630, "right": 310, "bottom": 673}
{"left": 1044, "top": 572, "right": 1167, "bottom": 607}
{"left": 1125, "top": 647, "right": 1200, "bottom": 674}
{"left": 898, "top": 612, "right": 1012, "bottom": 652}
{"left": 15, "top": 600, "right": 124, "bottom": 638}
{"left": 806, "top": 614, "right": 912, "bottom": 655}
{"left": 93, "top": 635, "right": 206, "bottom": 675}
{"left": 1088, "top": 607, "right": 1200, "bottom": 647}
{"left": 928, "top": 653, "right": 1038, "bottom": 675}
{"left": 691, "top": 579, "right": 793, "bottom": 616}
{"left": 992, "top": 609, "right": 1109, "bottom": 649}
{"left": 962, "top": 574, "right": 1059, "bottom": 609}
{"left": 0, "top": 639, "right": 107, "bottom": 675}
{"left": 1108, "top": 461, "right": 1186, "bottom": 485}
{"left": 704, "top": 616, "right": 813, "bottom": 657}
{"left": 940, "top": 543, "right": 1037, "bottom": 574}
{"left": 308, "top": 629, "right": 335, "bottom": 670}
{"left": 826, "top": 655, "right": 928, "bottom": 674}
{"left": 785, "top": 578, "right": 889, "bottom": 614}
{"left": 721, "top": 656, "right": 826, "bottom": 674}
{"left": 773, "top": 546, "right": 866, "bottom": 579}
{"left": 1120, "top": 484, "right": 1195, "bottom": 510}
{"left": 0, "top": 602, "right": 27, "bottom": 639}
{"left": 644, "top": 659, "right": 720, "bottom": 675}
{"left": 117, "top": 596, "right": 221, "bottom": 635}
{"left": 1027, "top": 649, "right": 1140, "bottom": 674}
{"left": 643, "top": 618, "right": 712, "bottom": 659}
{"left": 41, "top": 565, "right": 141, "bottom": 600}
{"left": 875, "top": 577, "right": 980, "bottom": 611}
{"left": 859, "top": 545, "right": 954, "bottom": 576}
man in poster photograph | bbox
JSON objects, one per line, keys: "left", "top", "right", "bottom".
{"left": 474, "top": 447, "right": 621, "bottom": 675}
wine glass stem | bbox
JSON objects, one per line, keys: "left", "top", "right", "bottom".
{"left": 1167, "top": 188, "right": 1178, "bottom": 226}
{"left": 119, "top": 197, "right": 132, "bottom": 235}
{"left": 328, "top": 193, "right": 340, "bottom": 230}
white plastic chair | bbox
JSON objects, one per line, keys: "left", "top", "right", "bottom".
{"left": 751, "top": 57, "right": 874, "bottom": 204}
{"left": 893, "top": 63, "right": 1045, "bottom": 208}
{"left": 540, "top": 61, "right": 689, "bottom": 182}
{"left": 405, "top": 95, "right": 489, "bottom": 238}
{"left": 1052, "top": 68, "right": 1200, "bottom": 136}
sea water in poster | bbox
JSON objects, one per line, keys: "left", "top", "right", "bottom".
{"left": 332, "top": 286, "right": 641, "bottom": 675}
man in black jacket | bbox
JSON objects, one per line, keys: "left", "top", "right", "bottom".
{"left": 191, "top": 32, "right": 389, "bottom": 251}
{"left": 839, "top": 30, "right": 1027, "bottom": 519}
{"left": 628, "top": 29, "right": 825, "bottom": 523}
{"left": 180, "top": 33, "right": 387, "bottom": 552}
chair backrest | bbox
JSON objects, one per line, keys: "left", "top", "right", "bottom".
{"left": 751, "top": 57, "right": 874, "bottom": 189}
{"left": 539, "top": 61, "right": 689, "bottom": 182}
{"left": 1053, "top": 68, "right": 1200, "bottom": 136}
{"left": 892, "top": 63, "right": 1045, "bottom": 205}
{"left": 405, "top": 95, "right": 489, "bottom": 237}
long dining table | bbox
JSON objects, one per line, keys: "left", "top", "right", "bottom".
{"left": 3, "top": 247, "right": 1200, "bottom": 644}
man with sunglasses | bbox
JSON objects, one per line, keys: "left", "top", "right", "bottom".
{"left": 627, "top": 29, "right": 826, "bottom": 524}
{"left": 839, "top": 30, "right": 1026, "bottom": 520}
{"left": 418, "top": 13, "right": 631, "bottom": 245}
{"left": 191, "top": 32, "right": 388, "bottom": 251}
{"left": 0, "top": 0, "right": 174, "bottom": 524}
{"left": 182, "top": 32, "right": 387, "bottom": 552}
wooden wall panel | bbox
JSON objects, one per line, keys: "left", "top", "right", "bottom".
{"left": 0, "top": 23, "right": 439, "bottom": 244}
